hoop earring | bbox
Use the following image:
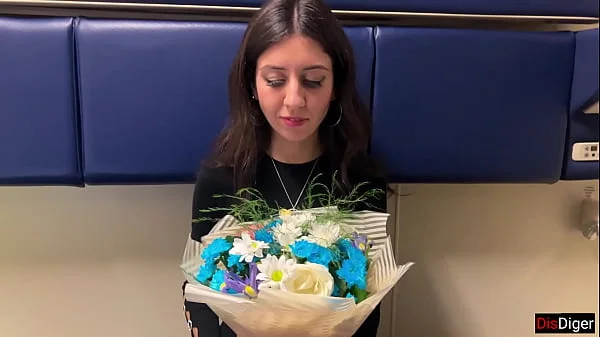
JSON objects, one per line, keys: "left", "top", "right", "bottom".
{"left": 327, "top": 103, "right": 343, "bottom": 127}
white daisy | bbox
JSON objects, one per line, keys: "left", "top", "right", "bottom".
{"left": 279, "top": 212, "right": 316, "bottom": 228}
{"left": 272, "top": 221, "right": 304, "bottom": 246}
{"left": 303, "top": 221, "right": 341, "bottom": 247}
{"left": 229, "top": 232, "right": 270, "bottom": 263}
{"left": 256, "top": 254, "right": 296, "bottom": 289}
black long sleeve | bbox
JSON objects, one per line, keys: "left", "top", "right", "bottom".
{"left": 190, "top": 165, "right": 236, "bottom": 241}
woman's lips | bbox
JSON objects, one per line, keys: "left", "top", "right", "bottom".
{"left": 280, "top": 117, "right": 308, "bottom": 127}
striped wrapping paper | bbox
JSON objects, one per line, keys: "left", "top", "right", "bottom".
{"left": 181, "top": 208, "right": 414, "bottom": 337}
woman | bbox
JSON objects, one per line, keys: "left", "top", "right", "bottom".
{"left": 182, "top": 0, "right": 390, "bottom": 336}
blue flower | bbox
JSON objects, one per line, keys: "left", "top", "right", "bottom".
{"left": 337, "top": 239, "right": 367, "bottom": 266}
{"left": 336, "top": 257, "right": 367, "bottom": 290}
{"left": 201, "top": 238, "right": 232, "bottom": 262}
{"left": 265, "top": 219, "right": 282, "bottom": 229}
{"left": 337, "top": 238, "right": 354, "bottom": 255}
{"left": 196, "top": 262, "right": 216, "bottom": 283}
{"left": 290, "top": 240, "right": 319, "bottom": 257}
{"left": 346, "top": 245, "right": 367, "bottom": 266}
{"left": 255, "top": 228, "right": 274, "bottom": 243}
{"left": 209, "top": 269, "right": 237, "bottom": 294}
{"left": 209, "top": 269, "right": 226, "bottom": 291}
{"left": 290, "top": 240, "right": 333, "bottom": 267}
{"left": 227, "top": 254, "right": 245, "bottom": 270}
{"left": 311, "top": 249, "right": 333, "bottom": 266}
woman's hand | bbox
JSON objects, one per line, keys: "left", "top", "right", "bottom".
{"left": 183, "top": 293, "right": 199, "bottom": 337}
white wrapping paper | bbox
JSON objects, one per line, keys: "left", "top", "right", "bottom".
{"left": 181, "top": 208, "right": 414, "bottom": 337}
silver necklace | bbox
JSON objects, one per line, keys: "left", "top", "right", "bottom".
{"left": 270, "top": 157, "right": 319, "bottom": 211}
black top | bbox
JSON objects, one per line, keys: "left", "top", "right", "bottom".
{"left": 184, "top": 152, "right": 388, "bottom": 337}
{"left": 190, "top": 152, "right": 388, "bottom": 242}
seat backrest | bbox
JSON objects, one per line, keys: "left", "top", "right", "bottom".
{"left": 0, "top": 3, "right": 597, "bottom": 186}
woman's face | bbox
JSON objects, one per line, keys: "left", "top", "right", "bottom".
{"left": 255, "top": 34, "right": 334, "bottom": 146}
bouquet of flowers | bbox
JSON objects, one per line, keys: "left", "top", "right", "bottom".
{"left": 181, "top": 177, "right": 414, "bottom": 337}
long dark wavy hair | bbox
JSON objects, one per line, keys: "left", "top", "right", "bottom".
{"left": 206, "top": 0, "right": 386, "bottom": 192}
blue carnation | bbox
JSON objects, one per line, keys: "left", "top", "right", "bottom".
{"left": 209, "top": 269, "right": 237, "bottom": 294}
{"left": 337, "top": 239, "right": 367, "bottom": 266}
{"left": 209, "top": 269, "right": 226, "bottom": 291}
{"left": 201, "top": 238, "right": 232, "bottom": 262}
{"left": 336, "top": 239, "right": 354, "bottom": 255}
{"left": 265, "top": 219, "right": 282, "bottom": 229}
{"left": 196, "top": 262, "right": 216, "bottom": 283}
{"left": 290, "top": 240, "right": 333, "bottom": 267}
{"left": 290, "top": 240, "right": 319, "bottom": 257}
{"left": 336, "top": 257, "right": 367, "bottom": 290}
{"left": 311, "top": 249, "right": 333, "bottom": 266}
{"left": 254, "top": 228, "right": 274, "bottom": 243}
{"left": 227, "top": 254, "right": 244, "bottom": 269}
{"left": 346, "top": 245, "right": 367, "bottom": 265}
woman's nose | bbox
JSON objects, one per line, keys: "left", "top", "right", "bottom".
{"left": 283, "top": 80, "right": 306, "bottom": 109}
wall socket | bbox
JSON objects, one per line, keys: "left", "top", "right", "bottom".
{"left": 572, "top": 142, "right": 599, "bottom": 161}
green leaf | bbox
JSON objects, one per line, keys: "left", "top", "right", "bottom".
{"left": 350, "top": 285, "right": 369, "bottom": 304}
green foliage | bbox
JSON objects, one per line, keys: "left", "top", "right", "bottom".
{"left": 350, "top": 285, "right": 369, "bottom": 303}
{"left": 192, "top": 187, "right": 277, "bottom": 224}
{"left": 192, "top": 170, "right": 385, "bottom": 224}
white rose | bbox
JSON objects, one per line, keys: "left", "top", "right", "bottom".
{"left": 280, "top": 262, "right": 334, "bottom": 296}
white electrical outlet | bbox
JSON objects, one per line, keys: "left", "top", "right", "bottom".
{"left": 572, "top": 142, "right": 599, "bottom": 161}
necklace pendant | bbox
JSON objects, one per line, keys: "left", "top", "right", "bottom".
{"left": 271, "top": 157, "right": 318, "bottom": 216}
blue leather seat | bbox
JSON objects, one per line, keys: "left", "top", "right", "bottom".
{"left": 0, "top": 17, "right": 82, "bottom": 185}
{"left": 75, "top": 18, "right": 374, "bottom": 184}
{"left": 562, "top": 28, "right": 599, "bottom": 180}
{"left": 75, "top": 19, "right": 247, "bottom": 184}
{"left": 1, "top": 9, "right": 597, "bottom": 186}
{"left": 370, "top": 27, "right": 574, "bottom": 183}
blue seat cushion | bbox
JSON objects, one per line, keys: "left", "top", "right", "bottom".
{"left": 562, "top": 28, "right": 599, "bottom": 180}
{"left": 0, "top": 17, "right": 81, "bottom": 185}
{"left": 371, "top": 27, "right": 574, "bottom": 183}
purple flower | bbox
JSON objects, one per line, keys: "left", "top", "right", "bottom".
{"left": 224, "top": 263, "right": 260, "bottom": 298}
{"left": 351, "top": 232, "right": 370, "bottom": 251}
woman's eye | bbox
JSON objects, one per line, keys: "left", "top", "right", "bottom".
{"left": 304, "top": 79, "right": 323, "bottom": 88}
{"left": 266, "top": 79, "right": 284, "bottom": 87}
{"left": 265, "top": 78, "right": 323, "bottom": 88}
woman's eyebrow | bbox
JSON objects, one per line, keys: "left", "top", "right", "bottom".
{"left": 303, "top": 65, "right": 329, "bottom": 71}
{"left": 259, "top": 64, "right": 330, "bottom": 71}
